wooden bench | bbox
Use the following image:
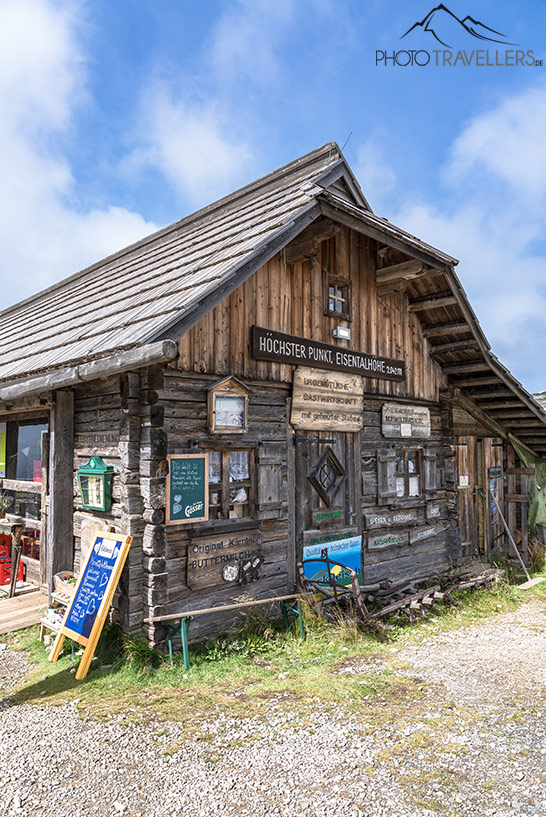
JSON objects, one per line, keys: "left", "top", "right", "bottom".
{"left": 146, "top": 594, "right": 305, "bottom": 670}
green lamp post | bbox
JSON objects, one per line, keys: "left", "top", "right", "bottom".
{"left": 77, "top": 456, "right": 114, "bottom": 512}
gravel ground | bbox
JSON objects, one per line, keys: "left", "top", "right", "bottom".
{"left": 1, "top": 599, "right": 546, "bottom": 817}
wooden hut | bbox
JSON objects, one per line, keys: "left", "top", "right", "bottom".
{"left": 1, "top": 143, "right": 545, "bottom": 644}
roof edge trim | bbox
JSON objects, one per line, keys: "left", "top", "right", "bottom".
{"left": 0, "top": 340, "right": 178, "bottom": 404}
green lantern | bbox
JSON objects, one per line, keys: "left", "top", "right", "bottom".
{"left": 77, "top": 456, "right": 114, "bottom": 512}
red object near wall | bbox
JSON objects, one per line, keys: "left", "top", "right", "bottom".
{"left": 0, "top": 534, "right": 10, "bottom": 559}
{"left": 0, "top": 558, "right": 25, "bottom": 586}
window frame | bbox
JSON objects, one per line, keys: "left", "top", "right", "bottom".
{"left": 207, "top": 376, "right": 249, "bottom": 434}
{"left": 207, "top": 448, "right": 255, "bottom": 521}
{"left": 323, "top": 269, "right": 352, "bottom": 321}
{"left": 395, "top": 449, "right": 422, "bottom": 499}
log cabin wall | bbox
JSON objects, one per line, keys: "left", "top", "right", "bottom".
{"left": 176, "top": 226, "right": 445, "bottom": 401}
{"left": 152, "top": 370, "right": 292, "bottom": 646}
{"left": 152, "top": 221, "right": 462, "bottom": 647}
{"left": 72, "top": 372, "right": 145, "bottom": 631}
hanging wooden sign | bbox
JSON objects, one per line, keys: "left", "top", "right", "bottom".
{"left": 187, "top": 529, "right": 263, "bottom": 590}
{"left": 368, "top": 531, "right": 409, "bottom": 550}
{"left": 251, "top": 326, "right": 405, "bottom": 381}
{"left": 49, "top": 530, "right": 132, "bottom": 680}
{"left": 363, "top": 508, "right": 419, "bottom": 529}
{"left": 291, "top": 367, "right": 364, "bottom": 431}
{"left": 410, "top": 523, "right": 448, "bottom": 545}
{"left": 381, "top": 403, "right": 431, "bottom": 438}
{"left": 311, "top": 506, "right": 344, "bottom": 528}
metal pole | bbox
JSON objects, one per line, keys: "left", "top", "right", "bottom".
{"left": 488, "top": 486, "right": 531, "bottom": 582}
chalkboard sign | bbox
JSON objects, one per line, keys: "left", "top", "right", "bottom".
{"left": 49, "top": 530, "right": 132, "bottom": 680}
{"left": 167, "top": 454, "right": 209, "bottom": 525}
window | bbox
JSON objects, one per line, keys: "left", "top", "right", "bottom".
{"left": 207, "top": 376, "right": 248, "bottom": 434}
{"left": 395, "top": 450, "right": 421, "bottom": 498}
{"left": 208, "top": 450, "right": 253, "bottom": 520}
{"left": 308, "top": 446, "right": 346, "bottom": 506}
{"left": 3, "top": 420, "right": 48, "bottom": 481}
{"left": 324, "top": 271, "right": 351, "bottom": 320}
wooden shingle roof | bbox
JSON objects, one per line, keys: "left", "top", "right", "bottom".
{"left": 0, "top": 143, "right": 364, "bottom": 386}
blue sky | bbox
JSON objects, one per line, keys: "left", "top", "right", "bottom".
{"left": 1, "top": 0, "right": 546, "bottom": 391}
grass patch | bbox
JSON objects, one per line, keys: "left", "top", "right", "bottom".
{"left": 1, "top": 575, "right": 544, "bottom": 726}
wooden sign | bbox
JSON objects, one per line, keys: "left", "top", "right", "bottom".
{"left": 381, "top": 403, "right": 431, "bottom": 438}
{"left": 311, "top": 507, "right": 343, "bottom": 528}
{"left": 368, "top": 531, "right": 409, "bottom": 550}
{"left": 74, "top": 430, "right": 118, "bottom": 447}
{"left": 426, "top": 502, "right": 445, "bottom": 520}
{"left": 410, "top": 523, "right": 447, "bottom": 545}
{"left": 49, "top": 530, "right": 132, "bottom": 680}
{"left": 167, "top": 454, "right": 209, "bottom": 525}
{"left": 302, "top": 527, "right": 358, "bottom": 549}
{"left": 291, "top": 367, "right": 364, "bottom": 431}
{"left": 187, "top": 529, "right": 262, "bottom": 590}
{"left": 363, "top": 508, "right": 419, "bottom": 529}
{"left": 251, "top": 326, "right": 405, "bottom": 381}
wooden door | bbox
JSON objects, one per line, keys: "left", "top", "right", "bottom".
{"left": 295, "top": 430, "right": 361, "bottom": 564}
{"left": 455, "top": 439, "right": 478, "bottom": 553}
{"left": 484, "top": 440, "right": 504, "bottom": 559}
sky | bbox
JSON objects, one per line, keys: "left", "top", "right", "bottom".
{"left": 1, "top": 0, "right": 546, "bottom": 392}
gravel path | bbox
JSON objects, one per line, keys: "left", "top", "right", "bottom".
{"left": 1, "top": 599, "right": 546, "bottom": 817}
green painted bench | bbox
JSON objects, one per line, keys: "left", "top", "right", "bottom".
{"left": 146, "top": 594, "right": 305, "bottom": 669}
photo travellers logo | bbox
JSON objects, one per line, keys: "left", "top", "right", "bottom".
{"left": 376, "top": 4, "right": 542, "bottom": 68}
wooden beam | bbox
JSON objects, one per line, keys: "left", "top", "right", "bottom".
{"left": 430, "top": 339, "right": 480, "bottom": 356}
{"left": 46, "top": 390, "right": 74, "bottom": 596}
{"left": 479, "top": 401, "right": 528, "bottom": 410}
{"left": 408, "top": 294, "right": 458, "bottom": 311}
{"left": 376, "top": 259, "right": 425, "bottom": 283}
{"left": 468, "top": 389, "right": 513, "bottom": 399}
{"left": 453, "top": 376, "right": 503, "bottom": 387}
{"left": 285, "top": 218, "right": 339, "bottom": 263}
{"left": 505, "top": 419, "right": 546, "bottom": 428}
{"left": 0, "top": 478, "right": 41, "bottom": 494}
{"left": 443, "top": 361, "right": 491, "bottom": 375}
{"left": 319, "top": 199, "right": 453, "bottom": 274}
{"left": 450, "top": 391, "right": 508, "bottom": 441}
{"left": 486, "top": 409, "right": 537, "bottom": 418}
{"left": 0, "top": 341, "right": 178, "bottom": 404}
{"left": 422, "top": 321, "right": 470, "bottom": 338}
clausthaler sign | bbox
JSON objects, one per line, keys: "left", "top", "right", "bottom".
{"left": 376, "top": 5, "right": 542, "bottom": 68}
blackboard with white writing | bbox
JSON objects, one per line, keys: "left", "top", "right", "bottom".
{"left": 167, "top": 454, "right": 209, "bottom": 525}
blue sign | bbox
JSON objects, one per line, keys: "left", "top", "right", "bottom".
{"left": 64, "top": 536, "right": 122, "bottom": 640}
{"left": 303, "top": 535, "right": 362, "bottom": 586}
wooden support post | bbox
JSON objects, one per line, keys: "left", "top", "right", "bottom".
{"left": 46, "top": 391, "right": 74, "bottom": 596}
{"left": 40, "top": 432, "right": 50, "bottom": 589}
{"left": 8, "top": 521, "right": 23, "bottom": 598}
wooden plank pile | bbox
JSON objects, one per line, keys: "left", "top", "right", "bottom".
{"left": 297, "top": 559, "right": 502, "bottom": 630}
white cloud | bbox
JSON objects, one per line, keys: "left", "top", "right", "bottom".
{"left": 0, "top": 0, "right": 157, "bottom": 309}
{"left": 354, "top": 137, "right": 397, "bottom": 212}
{"left": 130, "top": 85, "right": 253, "bottom": 206}
{"left": 357, "top": 82, "right": 546, "bottom": 393}
{"left": 208, "top": 0, "right": 296, "bottom": 85}
{"left": 445, "top": 82, "right": 546, "bottom": 201}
